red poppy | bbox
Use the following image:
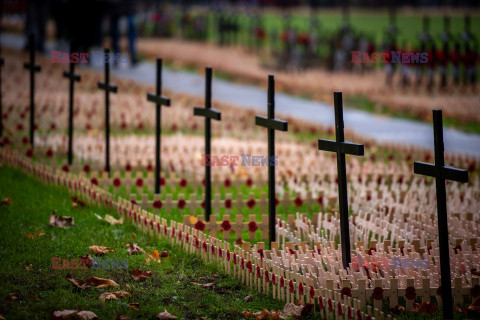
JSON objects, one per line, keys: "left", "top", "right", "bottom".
{"left": 372, "top": 287, "right": 383, "bottom": 300}
{"left": 257, "top": 249, "right": 264, "bottom": 259}
{"left": 195, "top": 221, "right": 205, "bottom": 231}
{"left": 289, "top": 280, "right": 294, "bottom": 293}
{"left": 160, "top": 177, "right": 166, "bottom": 186}
{"left": 194, "top": 237, "right": 199, "bottom": 248}
{"left": 143, "top": 217, "right": 148, "bottom": 226}
{"left": 318, "top": 296, "right": 323, "bottom": 309}
{"left": 224, "top": 179, "right": 231, "bottom": 187}
{"left": 298, "top": 282, "right": 304, "bottom": 295}
{"left": 347, "top": 306, "right": 352, "bottom": 319}
{"left": 149, "top": 220, "right": 153, "bottom": 228}
{"left": 177, "top": 199, "right": 186, "bottom": 209}
{"left": 271, "top": 273, "right": 276, "bottom": 285}
{"left": 221, "top": 220, "right": 231, "bottom": 231}
{"left": 113, "top": 178, "right": 121, "bottom": 187}
{"left": 164, "top": 225, "right": 167, "bottom": 235}
{"left": 256, "top": 266, "right": 261, "bottom": 278}
{"left": 131, "top": 200, "right": 137, "bottom": 205}
{"left": 366, "top": 316, "right": 372, "bottom": 320}
{"left": 356, "top": 309, "right": 362, "bottom": 319}
{"left": 136, "top": 178, "right": 143, "bottom": 187}
{"left": 341, "top": 287, "right": 352, "bottom": 299}
{"left": 201, "top": 201, "right": 205, "bottom": 209}
{"left": 153, "top": 200, "right": 162, "bottom": 209}
{"left": 46, "top": 149, "right": 53, "bottom": 158}
{"left": 337, "top": 302, "right": 343, "bottom": 316}
{"left": 179, "top": 179, "right": 187, "bottom": 187}
{"left": 83, "top": 164, "right": 90, "bottom": 173}
{"left": 147, "top": 164, "right": 153, "bottom": 171}
{"left": 246, "top": 260, "right": 252, "bottom": 272}
{"left": 264, "top": 270, "right": 269, "bottom": 282}
{"left": 240, "top": 257, "right": 244, "bottom": 269}
{"left": 226, "top": 250, "right": 230, "bottom": 261}
{"left": 275, "top": 198, "right": 279, "bottom": 206}
{"left": 157, "top": 222, "right": 161, "bottom": 231}
{"left": 328, "top": 299, "right": 333, "bottom": 312}
{"left": 211, "top": 245, "right": 216, "bottom": 255}
{"left": 405, "top": 286, "right": 416, "bottom": 300}
{"left": 288, "top": 248, "right": 295, "bottom": 255}
{"left": 232, "top": 253, "right": 236, "bottom": 264}
{"left": 1, "top": 137, "right": 10, "bottom": 145}
{"left": 248, "top": 221, "right": 258, "bottom": 232}
{"left": 218, "top": 248, "right": 222, "bottom": 257}
{"left": 246, "top": 178, "right": 253, "bottom": 187}
{"left": 310, "top": 286, "right": 315, "bottom": 299}
{"left": 294, "top": 197, "right": 303, "bottom": 207}
{"left": 125, "top": 164, "right": 132, "bottom": 171}
{"left": 185, "top": 233, "right": 189, "bottom": 243}
{"left": 225, "top": 199, "right": 232, "bottom": 209}
{"left": 246, "top": 199, "right": 256, "bottom": 208}
{"left": 202, "top": 242, "right": 207, "bottom": 252}
{"left": 280, "top": 277, "right": 285, "bottom": 287}
{"left": 62, "top": 164, "right": 69, "bottom": 172}
{"left": 367, "top": 248, "right": 376, "bottom": 255}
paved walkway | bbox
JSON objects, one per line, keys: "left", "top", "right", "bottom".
{"left": 2, "top": 33, "right": 480, "bottom": 156}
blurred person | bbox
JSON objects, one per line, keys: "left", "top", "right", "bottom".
{"left": 450, "top": 42, "right": 461, "bottom": 86}
{"left": 24, "top": 0, "right": 49, "bottom": 52}
{"left": 436, "top": 45, "right": 448, "bottom": 89}
{"left": 426, "top": 44, "right": 436, "bottom": 92}
{"left": 108, "top": 0, "right": 138, "bottom": 66}
{"left": 464, "top": 42, "right": 478, "bottom": 87}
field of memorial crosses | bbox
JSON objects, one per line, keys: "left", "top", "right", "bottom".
{"left": 0, "top": 36, "right": 480, "bottom": 320}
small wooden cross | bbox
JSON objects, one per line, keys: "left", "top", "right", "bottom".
{"left": 63, "top": 41, "right": 81, "bottom": 165}
{"left": 255, "top": 75, "right": 288, "bottom": 247}
{"left": 317, "top": 92, "right": 364, "bottom": 269}
{"left": 194, "top": 67, "right": 221, "bottom": 222}
{"left": 97, "top": 48, "right": 117, "bottom": 175}
{"left": 146, "top": 58, "right": 171, "bottom": 194}
{"left": 23, "top": 33, "right": 41, "bottom": 149}
{"left": 414, "top": 109, "right": 468, "bottom": 320}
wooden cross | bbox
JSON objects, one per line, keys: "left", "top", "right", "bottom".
{"left": 414, "top": 109, "right": 468, "bottom": 320}
{"left": 146, "top": 58, "right": 171, "bottom": 194}
{"left": 97, "top": 48, "right": 117, "bottom": 175}
{"left": 23, "top": 33, "right": 41, "bottom": 149}
{"left": 317, "top": 92, "right": 364, "bottom": 269}
{"left": 194, "top": 67, "right": 221, "bottom": 222}
{"left": 63, "top": 41, "right": 81, "bottom": 165}
{"left": 255, "top": 75, "right": 288, "bottom": 247}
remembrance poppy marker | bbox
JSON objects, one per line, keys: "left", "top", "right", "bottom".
{"left": 255, "top": 75, "right": 288, "bottom": 247}
{"left": 97, "top": 48, "right": 117, "bottom": 175}
{"left": 414, "top": 109, "right": 468, "bottom": 320}
{"left": 146, "top": 58, "right": 171, "bottom": 194}
{"left": 23, "top": 33, "right": 41, "bottom": 149}
{"left": 317, "top": 92, "right": 364, "bottom": 269}
{"left": 193, "top": 67, "right": 221, "bottom": 222}
{"left": 63, "top": 41, "right": 81, "bottom": 165}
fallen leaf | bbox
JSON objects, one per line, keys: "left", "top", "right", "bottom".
{"left": 5, "top": 293, "right": 17, "bottom": 301}
{"left": 87, "top": 276, "right": 119, "bottom": 289}
{"left": 131, "top": 269, "right": 152, "bottom": 281}
{"left": 24, "top": 263, "right": 33, "bottom": 270}
{"left": 75, "top": 311, "right": 98, "bottom": 320}
{"left": 146, "top": 250, "right": 161, "bottom": 264}
{"left": 244, "top": 295, "right": 253, "bottom": 302}
{"left": 50, "top": 211, "right": 75, "bottom": 228}
{"left": 71, "top": 196, "right": 86, "bottom": 207}
{"left": 191, "top": 282, "right": 214, "bottom": 288}
{"left": 128, "top": 303, "right": 140, "bottom": 310}
{"left": 468, "top": 296, "right": 480, "bottom": 313}
{"left": 280, "top": 303, "right": 306, "bottom": 319}
{"left": 156, "top": 309, "right": 178, "bottom": 319}
{"left": 79, "top": 254, "right": 93, "bottom": 267}
{"left": 0, "top": 198, "right": 12, "bottom": 206}
{"left": 89, "top": 245, "right": 111, "bottom": 256}
{"left": 0, "top": 314, "right": 6, "bottom": 320}
{"left": 65, "top": 273, "right": 92, "bottom": 290}
{"left": 25, "top": 230, "right": 45, "bottom": 239}
{"left": 160, "top": 251, "right": 170, "bottom": 259}
{"left": 99, "top": 290, "right": 130, "bottom": 302}
{"left": 51, "top": 310, "right": 78, "bottom": 319}
{"left": 95, "top": 213, "right": 123, "bottom": 225}
{"left": 126, "top": 243, "right": 144, "bottom": 255}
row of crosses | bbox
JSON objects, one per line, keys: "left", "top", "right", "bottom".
{"left": 0, "top": 35, "right": 469, "bottom": 320}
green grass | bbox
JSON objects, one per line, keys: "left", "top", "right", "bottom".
{"left": 0, "top": 165, "right": 285, "bottom": 319}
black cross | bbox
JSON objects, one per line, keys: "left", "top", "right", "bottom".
{"left": 0, "top": 53, "right": 4, "bottom": 140}
{"left": 146, "top": 58, "right": 170, "bottom": 194}
{"left": 414, "top": 109, "right": 468, "bottom": 320}
{"left": 23, "top": 33, "right": 41, "bottom": 149}
{"left": 63, "top": 41, "right": 81, "bottom": 166}
{"left": 97, "top": 48, "right": 117, "bottom": 175}
{"left": 194, "top": 67, "right": 221, "bottom": 222}
{"left": 317, "top": 92, "right": 364, "bottom": 269}
{"left": 255, "top": 75, "right": 288, "bottom": 247}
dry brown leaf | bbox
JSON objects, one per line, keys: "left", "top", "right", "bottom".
{"left": 79, "top": 254, "right": 93, "bottom": 267}
{"left": 65, "top": 273, "right": 92, "bottom": 290}
{"left": 89, "top": 245, "right": 111, "bottom": 256}
{"left": 0, "top": 314, "right": 6, "bottom": 320}
{"left": 126, "top": 243, "right": 144, "bottom": 255}
{"left": 191, "top": 282, "right": 214, "bottom": 288}
{"left": 75, "top": 311, "right": 98, "bottom": 320}
{"left": 50, "top": 211, "right": 75, "bottom": 228}
{"left": 24, "top": 263, "right": 33, "bottom": 270}
{"left": 0, "top": 198, "right": 12, "bottom": 206}
{"left": 156, "top": 309, "right": 178, "bottom": 319}
{"left": 87, "top": 276, "right": 119, "bottom": 289}
{"left": 131, "top": 269, "right": 152, "bottom": 281}
{"left": 468, "top": 296, "right": 480, "bottom": 313}
{"left": 160, "top": 251, "right": 170, "bottom": 259}
{"left": 71, "top": 196, "right": 86, "bottom": 207}
{"left": 128, "top": 303, "right": 140, "bottom": 310}
{"left": 51, "top": 310, "right": 78, "bottom": 319}
{"left": 5, "top": 293, "right": 17, "bottom": 301}
{"left": 25, "top": 230, "right": 45, "bottom": 239}
{"left": 280, "top": 303, "right": 304, "bottom": 319}
{"left": 244, "top": 295, "right": 253, "bottom": 302}
{"left": 146, "top": 250, "right": 161, "bottom": 264}
{"left": 104, "top": 214, "right": 123, "bottom": 225}
{"left": 99, "top": 290, "right": 130, "bottom": 302}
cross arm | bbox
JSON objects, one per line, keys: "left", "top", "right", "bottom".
{"left": 147, "top": 92, "right": 170, "bottom": 106}
{"left": 98, "top": 82, "right": 118, "bottom": 93}
{"left": 414, "top": 161, "right": 435, "bottom": 177}
{"left": 255, "top": 116, "right": 288, "bottom": 131}
{"left": 23, "top": 62, "right": 41, "bottom": 72}
{"left": 318, "top": 139, "right": 364, "bottom": 156}
{"left": 194, "top": 107, "right": 221, "bottom": 120}
{"left": 443, "top": 165, "right": 468, "bottom": 183}
{"left": 63, "top": 71, "right": 81, "bottom": 82}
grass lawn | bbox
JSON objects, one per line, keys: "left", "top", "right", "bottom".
{"left": 0, "top": 165, "right": 285, "bottom": 319}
